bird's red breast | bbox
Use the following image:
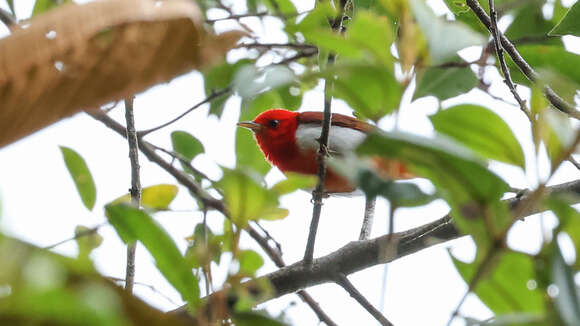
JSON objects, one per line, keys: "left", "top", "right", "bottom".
{"left": 237, "top": 109, "right": 412, "bottom": 193}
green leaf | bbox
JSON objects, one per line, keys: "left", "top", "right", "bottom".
{"left": 314, "top": 63, "right": 401, "bottom": 122}
{"left": 218, "top": 168, "right": 288, "bottom": 227}
{"left": 505, "top": 4, "right": 562, "bottom": 46}
{"left": 356, "top": 169, "right": 436, "bottom": 207}
{"left": 410, "top": 0, "right": 486, "bottom": 63}
{"left": 549, "top": 1, "right": 580, "bottom": 36}
{"left": 171, "top": 131, "right": 204, "bottom": 161}
{"left": 110, "top": 184, "right": 178, "bottom": 211}
{"left": 234, "top": 65, "right": 295, "bottom": 98}
{"left": 33, "top": 0, "right": 69, "bottom": 15}
{"left": 551, "top": 242, "right": 580, "bottom": 326}
{"left": 238, "top": 249, "right": 264, "bottom": 275}
{"left": 413, "top": 64, "right": 478, "bottom": 101}
{"left": 357, "top": 131, "right": 509, "bottom": 245}
{"left": 443, "top": 0, "right": 488, "bottom": 34}
{"left": 105, "top": 204, "right": 200, "bottom": 308}
{"left": 232, "top": 311, "right": 287, "bottom": 326}
{"left": 60, "top": 146, "right": 97, "bottom": 211}
{"left": 264, "top": 0, "right": 296, "bottom": 15}
{"left": 429, "top": 105, "right": 526, "bottom": 168}
{"left": 270, "top": 173, "right": 317, "bottom": 195}
{"left": 507, "top": 45, "right": 580, "bottom": 86}
{"left": 75, "top": 226, "right": 103, "bottom": 262}
{"left": 452, "top": 251, "right": 544, "bottom": 314}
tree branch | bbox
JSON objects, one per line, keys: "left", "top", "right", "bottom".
{"left": 335, "top": 273, "right": 394, "bottom": 326}
{"left": 465, "top": 0, "right": 580, "bottom": 120}
{"left": 359, "top": 196, "right": 376, "bottom": 240}
{"left": 172, "top": 179, "right": 580, "bottom": 318}
{"left": 124, "top": 96, "right": 141, "bottom": 294}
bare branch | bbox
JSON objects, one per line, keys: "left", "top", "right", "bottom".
{"left": 238, "top": 42, "right": 318, "bottom": 51}
{"left": 359, "top": 196, "right": 376, "bottom": 240}
{"left": 487, "top": 0, "right": 530, "bottom": 121}
{"left": 465, "top": 0, "right": 580, "bottom": 120}
{"left": 335, "top": 273, "right": 394, "bottom": 326}
{"left": 124, "top": 96, "right": 141, "bottom": 294}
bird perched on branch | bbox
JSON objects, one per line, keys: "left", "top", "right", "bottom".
{"left": 237, "top": 109, "right": 412, "bottom": 193}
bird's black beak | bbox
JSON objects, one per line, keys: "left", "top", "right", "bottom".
{"left": 237, "top": 121, "right": 262, "bottom": 132}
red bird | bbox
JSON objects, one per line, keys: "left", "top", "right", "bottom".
{"left": 238, "top": 109, "right": 412, "bottom": 193}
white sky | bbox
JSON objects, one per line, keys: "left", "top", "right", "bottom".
{"left": 1, "top": 1, "right": 579, "bottom": 325}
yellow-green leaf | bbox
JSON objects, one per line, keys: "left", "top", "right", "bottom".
{"left": 60, "top": 146, "right": 97, "bottom": 211}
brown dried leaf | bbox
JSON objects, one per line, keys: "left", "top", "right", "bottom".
{"left": 0, "top": 0, "right": 242, "bottom": 147}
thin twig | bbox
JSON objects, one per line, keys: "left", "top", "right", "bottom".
{"left": 238, "top": 42, "right": 318, "bottom": 50}
{"left": 465, "top": 0, "right": 580, "bottom": 120}
{"left": 359, "top": 196, "right": 376, "bottom": 240}
{"left": 487, "top": 0, "right": 530, "bottom": 121}
{"left": 276, "top": 48, "right": 318, "bottom": 65}
{"left": 44, "top": 223, "right": 107, "bottom": 250}
{"left": 0, "top": 7, "right": 16, "bottom": 28}
{"left": 124, "top": 96, "right": 141, "bottom": 294}
{"left": 206, "top": 11, "right": 269, "bottom": 23}
{"left": 568, "top": 157, "right": 580, "bottom": 172}
{"left": 137, "top": 88, "right": 232, "bottom": 137}
{"left": 335, "top": 273, "right": 394, "bottom": 326}
{"left": 304, "top": 53, "right": 335, "bottom": 265}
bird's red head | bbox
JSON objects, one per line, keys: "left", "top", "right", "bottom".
{"left": 237, "top": 109, "right": 300, "bottom": 166}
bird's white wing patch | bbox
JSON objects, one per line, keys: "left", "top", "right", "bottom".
{"left": 295, "top": 124, "right": 367, "bottom": 154}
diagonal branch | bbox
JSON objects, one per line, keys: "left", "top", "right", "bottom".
{"left": 465, "top": 0, "right": 580, "bottom": 120}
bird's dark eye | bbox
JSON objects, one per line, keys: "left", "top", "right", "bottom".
{"left": 268, "top": 120, "right": 280, "bottom": 128}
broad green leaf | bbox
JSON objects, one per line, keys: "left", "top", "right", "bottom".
{"left": 505, "top": 4, "right": 562, "bottom": 46}
{"left": 452, "top": 251, "right": 544, "bottom": 314}
{"left": 110, "top": 184, "right": 178, "bottom": 211}
{"left": 232, "top": 311, "right": 287, "bottom": 326}
{"left": 357, "top": 131, "right": 509, "bottom": 245}
{"left": 443, "top": 0, "right": 488, "bottom": 34}
{"left": 238, "top": 249, "right": 264, "bottom": 275}
{"left": 547, "top": 194, "right": 580, "bottom": 269}
{"left": 171, "top": 131, "right": 204, "bottom": 161}
{"left": 357, "top": 169, "right": 436, "bottom": 207}
{"left": 315, "top": 63, "right": 401, "bottom": 122}
{"left": 60, "top": 146, "right": 97, "bottom": 211}
{"left": 507, "top": 45, "right": 580, "bottom": 86}
{"left": 203, "top": 59, "right": 251, "bottom": 117}
{"left": 429, "top": 105, "right": 526, "bottom": 168}
{"left": 270, "top": 173, "right": 317, "bottom": 195}
{"left": 551, "top": 242, "right": 580, "bottom": 326}
{"left": 218, "top": 168, "right": 288, "bottom": 227}
{"left": 410, "top": 0, "right": 486, "bottom": 63}
{"left": 550, "top": 1, "right": 580, "bottom": 36}
{"left": 75, "top": 225, "right": 103, "bottom": 262}
{"left": 33, "top": 0, "right": 69, "bottom": 15}
{"left": 413, "top": 65, "right": 478, "bottom": 101}
{"left": 105, "top": 204, "right": 200, "bottom": 308}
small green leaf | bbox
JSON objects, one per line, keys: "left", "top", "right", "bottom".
{"left": 232, "top": 311, "right": 287, "bottom": 326}
{"left": 203, "top": 59, "right": 250, "bottom": 117}
{"left": 551, "top": 242, "right": 580, "bottom": 326}
{"left": 413, "top": 64, "right": 478, "bottom": 101}
{"left": 549, "top": 1, "right": 580, "bottom": 36}
{"left": 60, "top": 146, "right": 97, "bottom": 211}
{"left": 264, "top": 0, "right": 296, "bottom": 15}
{"left": 410, "top": 0, "right": 486, "bottom": 63}
{"left": 270, "top": 173, "right": 317, "bottom": 195}
{"left": 505, "top": 4, "right": 562, "bottom": 46}
{"left": 234, "top": 65, "right": 295, "bottom": 99}
{"left": 451, "top": 251, "right": 544, "bottom": 314}
{"left": 429, "top": 105, "right": 526, "bottom": 168}
{"left": 171, "top": 131, "right": 204, "bottom": 161}
{"left": 238, "top": 249, "right": 264, "bottom": 275}
{"left": 110, "top": 184, "right": 178, "bottom": 211}
{"left": 546, "top": 194, "right": 580, "bottom": 269}
{"left": 75, "top": 225, "right": 103, "bottom": 262}
{"left": 105, "top": 204, "right": 200, "bottom": 308}
{"left": 218, "top": 168, "right": 288, "bottom": 227}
